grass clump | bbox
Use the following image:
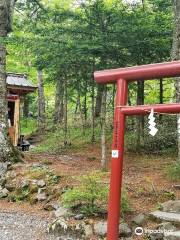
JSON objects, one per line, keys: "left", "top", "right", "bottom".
{"left": 61, "top": 171, "right": 130, "bottom": 216}
{"left": 26, "top": 166, "right": 60, "bottom": 185}
{"left": 166, "top": 163, "right": 180, "bottom": 181}
{"left": 8, "top": 187, "right": 30, "bottom": 202}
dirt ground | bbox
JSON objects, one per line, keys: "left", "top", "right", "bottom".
{"left": 0, "top": 144, "right": 179, "bottom": 239}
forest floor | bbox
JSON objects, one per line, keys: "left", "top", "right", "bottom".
{"left": 0, "top": 139, "right": 179, "bottom": 239}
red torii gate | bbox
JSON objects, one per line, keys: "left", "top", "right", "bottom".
{"left": 94, "top": 61, "right": 180, "bottom": 240}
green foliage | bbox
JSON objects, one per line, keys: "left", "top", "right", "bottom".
{"left": 166, "top": 163, "right": 180, "bottom": 181}
{"left": 6, "top": 0, "right": 178, "bottom": 157}
{"left": 163, "top": 191, "right": 176, "bottom": 200}
{"left": 32, "top": 126, "right": 102, "bottom": 154}
{"left": 8, "top": 186, "right": 30, "bottom": 203}
{"left": 126, "top": 116, "right": 177, "bottom": 154}
{"left": 62, "top": 171, "right": 108, "bottom": 216}
{"left": 62, "top": 171, "right": 130, "bottom": 216}
{"left": 121, "top": 189, "right": 130, "bottom": 216}
{"left": 20, "top": 118, "right": 37, "bottom": 136}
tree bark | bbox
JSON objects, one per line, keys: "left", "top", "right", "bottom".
{"left": 76, "top": 81, "right": 85, "bottom": 132}
{"left": 23, "top": 95, "right": 29, "bottom": 118}
{"left": 91, "top": 73, "right": 95, "bottom": 143}
{"left": 37, "top": 69, "right": 46, "bottom": 129}
{"left": 95, "top": 85, "right": 104, "bottom": 118}
{"left": 100, "top": 86, "right": 107, "bottom": 170}
{"left": 64, "top": 74, "right": 68, "bottom": 145}
{"left": 54, "top": 79, "right": 64, "bottom": 124}
{"left": 136, "top": 81, "right": 144, "bottom": 149}
{"left": 83, "top": 80, "right": 87, "bottom": 126}
{"left": 172, "top": 0, "right": 180, "bottom": 164}
{"left": 159, "top": 78, "right": 163, "bottom": 121}
{"left": 0, "top": 0, "right": 20, "bottom": 162}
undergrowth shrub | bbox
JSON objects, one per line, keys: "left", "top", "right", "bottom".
{"left": 61, "top": 171, "right": 130, "bottom": 216}
{"left": 126, "top": 116, "right": 177, "bottom": 153}
{"left": 166, "top": 163, "right": 180, "bottom": 181}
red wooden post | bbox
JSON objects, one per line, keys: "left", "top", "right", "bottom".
{"left": 107, "top": 79, "right": 127, "bottom": 239}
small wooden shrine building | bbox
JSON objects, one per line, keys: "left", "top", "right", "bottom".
{"left": 7, "top": 73, "right": 36, "bottom": 146}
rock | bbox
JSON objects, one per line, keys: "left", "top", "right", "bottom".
{"left": 94, "top": 221, "right": 132, "bottom": 237}
{"left": 0, "top": 162, "right": 11, "bottom": 176}
{"left": 37, "top": 180, "right": 46, "bottom": 188}
{"left": 84, "top": 225, "right": 93, "bottom": 237}
{"left": 43, "top": 202, "right": 60, "bottom": 211}
{"left": 120, "top": 238, "right": 132, "bottom": 240}
{"left": 0, "top": 177, "right": 6, "bottom": 187}
{"left": 54, "top": 207, "right": 69, "bottom": 218}
{"left": 36, "top": 192, "right": 47, "bottom": 201}
{"left": 5, "top": 182, "right": 15, "bottom": 192}
{"left": 119, "top": 223, "right": 132, "bottom": 237}
{"left": 132, "top": 213, "right": 147, "bottom": 226}
{"left": 13, "top": 163, "right": 24, "bottom": 168}
{"left": 43, "top": 203, "right": 55, "bottom": 211}
{"left": 29, "top": 184, "right": 38, "bottom": 194}
{"left": 149, "top": 211, "right": 180, "bottom": 224}
{"left": 52, "top": 202, "right": 61, "bottom": 210}
{"left": 164, "top": 231, "right": 180, "bottom": 240}
{"left": 74, "top": 214, "right": 84, "bottom": 220}
{"left": 21, "top": 179, "right": 29, "bottom": 188}
{"left": 94, "top": 221, "right": 107, "bottom": 237}
{"left": 48, "top": 218, "right": 84, "bottom": 238}
{"left": 31, "top": 163, "right": 45, "bottom": 169}
{"left": 38, "top": 187, "right": 46, "bottom": 194}
{"left": 29, "top": 195, "right": 38, "bottom": 205}
{"left": 160, "top": 201, "right": 180, "bottom": 214}
{"left": 158, "top": 222, "right": 176, "bottom": 232}
{"left": 149, "top": 232, "right": 164, "bottom": 240}
{"left": 147, "top": 221, "right": 178, "bottom": 240}
{"left": 0, "top": 188, "right": 9, "bottom": 198}
{"left": 6, "top": 171, "right": 16, "bottom": 179}
{"left": 31, "top": 180, "right": 38, "bottom": 185}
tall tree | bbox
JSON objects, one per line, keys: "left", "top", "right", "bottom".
{"left": 0, "top": 0, "right": 20, "bottom": 162}
{"left": 54, "top": 78, "right": 64, "bottom": 124}
{"left": 37, "top": 68, "right": 46, "bottom": 128}
{"left": 100, "top": 86, "right": 107, "bottom": 170}
{"left": 172, "top": 0, "right": 180, "bottom": 164}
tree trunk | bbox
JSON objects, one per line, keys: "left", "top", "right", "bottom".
{"left": 0, "top": 0, "right": 20, "bottom": 163}
{"left": 54, "top": 79, "right": 64, "bottom": 124}
{"left": 159, "top": 78, "right": 163, "bottom": 121}
{"left": 159, "top": 79, "right": 163, "bottom": 104}
{"left": 136, "top": 81, "right": 144, "bottom": 149}
{"left": 101, "top": 86, "right": 107, "bottom": 170}
{"left": 37, "top": 69, "right": 46, "bottom": 129}
{"left": 64, "top": 74, "right": 68, "bottom": 146}
{"left": 76, "top": 81, "right": 85, "bottom": 132}
{"left": 83, "top": 80, "right": 87, "bottom": 126}
{"left": 95, "top": 85, "right": 104, "bottom": 118}
{"left": 91, "top": 75, "right": 95, "bottom": 143}
{"left": 23, "top": 95, "right": 29, "bottom": 118}
{"left": 172, "top": 0, "right": 180, "bottom": 164}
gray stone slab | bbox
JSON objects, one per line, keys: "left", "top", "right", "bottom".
{"left": 149, "top": 211, "right": 180, "bottom": 223}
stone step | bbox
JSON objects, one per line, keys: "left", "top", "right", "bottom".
{"left": 149, "top": 211, "right": 180, "bottom": 224}
{"left": 164, "top": 231, "right": 180, "bottom": 240}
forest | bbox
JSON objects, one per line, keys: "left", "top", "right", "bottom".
{"left": 0, "top": 0, "right": 180, "bottom": 240}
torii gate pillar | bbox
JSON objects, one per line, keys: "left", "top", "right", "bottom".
{"left": 94, "top": 61, "right": 180, "bottom": 240}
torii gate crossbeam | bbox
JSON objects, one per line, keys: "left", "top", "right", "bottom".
{"left": 94, "top": 61, "right": 180, "bottom": 240}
